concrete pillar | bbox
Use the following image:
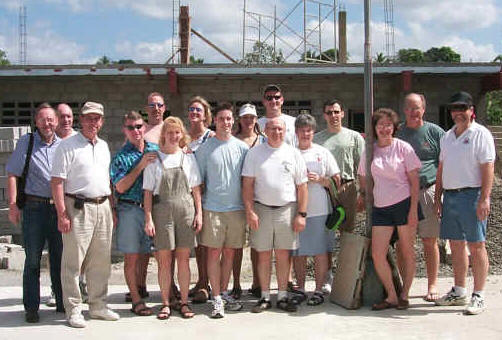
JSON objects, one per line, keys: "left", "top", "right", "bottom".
{"left": 179, "top": 6, "right": 191, "bottom": 65}
{"left": 338, "top": 11, "right": 347, "bottom": 64}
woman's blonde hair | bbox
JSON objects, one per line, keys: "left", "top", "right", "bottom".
{"left": 160, "top": 116, "right": 191, "bottom": 149}
{"left": 188, "top": 96, "right": 212, "bottom": 127}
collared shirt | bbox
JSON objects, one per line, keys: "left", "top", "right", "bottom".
{"left": 314, "top": 127, "right": 364, "bottom": 181}
{"left": 6, "top": 131, "right": 61, "bottom": 198}
{"left": 110, "top": 140, "right": 159, "bottom": 203}
{"left": 257, "top": 113, "right": 298, "bottom": 147}
{"left": 440, "top": 121, "right": 495, "bottom": 190}
{"left": 51, "top": 132, "right": 111, "bottom": 197}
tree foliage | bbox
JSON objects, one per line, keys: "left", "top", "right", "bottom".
{"left": 374, "top": 52, "right": 391, "bottom": 64}
{"left": 0, "top": 49, "right": 10, "bottom": 65}
{"left": 299, "top": 48, "right": 340, "bottom": 63}
{"left": 493, "top": 55, "right": 502, "bottom": 63}
{"left": 96, "top": 55, "right": 111, "bottom": 65}
{"left": 190, "top": 55, "right": 204, "bottom": 64}
{"left": 243, "top": 41, "right": 285, "bottom": 65}
{"left": 487, "top": 90, "right": 502, "bottom": 125}
{"left": 397, "top": 46, "right": 461, "bottom": 63}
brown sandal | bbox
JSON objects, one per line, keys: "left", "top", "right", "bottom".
{"left": 372, "top": 300, "right": 398, "bottom": 311}
{"left": 130, "top": 301, "right": 153, "bottom": 316}
{"left": 157, "top": 305, "right": 171, "bottom": 320}
{"left": 191, "top": 288, "right": 209, "bottom": 304}
{"left": 179, "top": 303, "right": 195, "bottom": 319}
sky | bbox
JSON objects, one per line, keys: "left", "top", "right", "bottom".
{"left": 0, "top": 0, "right": 501, "bottom": 65}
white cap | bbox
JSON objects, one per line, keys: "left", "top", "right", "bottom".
{"left": 239, "top": 103, "right": 257, "bottom": 117}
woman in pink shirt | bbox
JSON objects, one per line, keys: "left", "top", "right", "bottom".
{"left": 358, "top": 108, "right": 422, "bottom": 311}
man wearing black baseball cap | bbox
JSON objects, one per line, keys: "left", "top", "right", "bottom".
{"left": 434, "top": 91, "right": 495, "bottom": 315}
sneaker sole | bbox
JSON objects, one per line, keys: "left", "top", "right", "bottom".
{"left": 435, "top": 300, "right": 468, "bottom": 306}
{"left": 211, "top": 313, "right": 224, "bottom": 319}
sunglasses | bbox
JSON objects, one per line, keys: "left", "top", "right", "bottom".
{"left": 449, "top": 104, "right": 469, "bottom": 112}
{"left": 188, "top": 107, "right": 204, "bottom": 113}
{"left": 125, "top": 124, "right": 143, "bottom": 131}
{"left": 325, "top": 110, "right": 341, "bottom": 115}
{"left": 148, "top": 103, "right": 164, "bottom": 108}
{"left": 265, "top": 95, "right": 282, "bottom": 101}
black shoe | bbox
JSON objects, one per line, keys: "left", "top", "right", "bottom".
{"left": 25, "top": 311, "right": 39, "bottom": 323}
{"left": 248, "top": 286, "right": 261, "bottom": 298}
{"left": 277, "top": 297, "right": 298, "bottom": 312}
{"left": 56, "top": 306, "right": 65, "bottom": 313}
{"left": 251, "top": 298, "right": 272, "bottom": 313}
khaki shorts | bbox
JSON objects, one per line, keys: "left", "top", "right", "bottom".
{"left": 338, "top": 180, "right": 357, "bottom": 233}
{"left": 418, "top": 184, "right": 440, "bottom": 238}
{"left": 200, "top": 210, "right": 247, "bottom": 249}
{"left": 152, "top": 199, "right": 196, "bottom": 250}
{"left": 250, "top": 202, "right": 298, "bottom": 251}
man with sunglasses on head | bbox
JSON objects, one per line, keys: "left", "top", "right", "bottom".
{"left": 313, "top": 99, "right": 364, "bottom": 293}
{"left": 258, "top": 84, "right": 297, "bottom": 146}
{"left": 434, "top": 91, "right": 495, "bottom": 315}
{"left": 110, "top": 111, "right": 159, "bottom": 316}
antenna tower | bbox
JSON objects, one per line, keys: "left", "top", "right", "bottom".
{"left": 171, "top": 0, "right": 181, "bottom": 64}
{"left": 19, "top": 5, "right": 27, "bottom": 65}
{"left": 383, "top": 0, "right": 395, "bottom": 59}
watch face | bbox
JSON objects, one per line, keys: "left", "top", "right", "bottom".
{"left": 298, "top": 212, "right": 307, "bottom": 217}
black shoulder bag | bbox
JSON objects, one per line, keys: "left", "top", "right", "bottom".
{"left": 16, "top": 133, "right": 34, "bottom": 209}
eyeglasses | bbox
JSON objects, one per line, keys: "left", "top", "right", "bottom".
{"left": 148, "top": 103, "right": 164, "bottom": 108}
{"left": 125, "top": 124, "right": 143, "bottom": 131}
{"left": 265, "top": 95, "right": 282, "bottom": 101}
{"left": 449, "top": 104, "right": 469, "bottom": 112}
{"left": 188, "top": 107, "right": 204, "bottom": 113}
{"left": 325, "top": 110, "right": 341, "bottom": 115}
{"left": 376, "top": 123, "right": 393, "bottom": 129}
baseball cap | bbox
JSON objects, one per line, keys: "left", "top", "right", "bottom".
{"left": 448, "top": 91, "right": 473, "bottom": 107}
{"left": 263, "top": 84, "right": 282, "bottom": 95}
{"left": 239, "top": 103, "right": 257, "bottom": 117}
{"left": 81, "top": 101, "right": 104, "bottom": 116}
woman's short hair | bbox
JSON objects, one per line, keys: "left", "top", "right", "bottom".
{"left": 160, "top": 116, "right": 191, "bottom": 149}
{"left": 372, "top": 108, "right": 400, "bottom": 139}
{"left": 188, "top": 96, "right": 212, "bottom": 127}
{"left": 295, "top": 113, "right": 317, "bottom": 131}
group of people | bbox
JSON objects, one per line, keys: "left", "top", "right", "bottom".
{"left": 6, "top": 84, "right": 494, "bottom": 328}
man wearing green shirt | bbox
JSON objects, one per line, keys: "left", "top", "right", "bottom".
{"left": 314, "top": 99, "right": 364, "bottom": 293}
{"left": 397, "top": 93, "right": 445, "bottom": 302}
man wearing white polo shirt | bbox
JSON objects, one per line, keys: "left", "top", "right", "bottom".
{"left": 51, "top": 101, "right": 119, "bottom": 328}
{"left": 434, "top": 92, "right": 495, "bottom": 315}
{"left": 242, "top": 117, "right": 308, "bottom": 313}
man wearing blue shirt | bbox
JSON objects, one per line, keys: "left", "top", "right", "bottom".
{"left": 7, "top": 103, "right": 63, "bottom": 323}
{"left": 110, "top": 111, "right": 158, "bottom": 316}
{"left": 195, "top": 103, "right": 249, "bottom": 318}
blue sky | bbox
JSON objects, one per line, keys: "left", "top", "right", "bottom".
{"left": 0, "top": 0, "right": 500, "bottom": 65}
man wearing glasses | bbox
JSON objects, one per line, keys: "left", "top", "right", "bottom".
{"left": 434, "top": 91, "right": 495, "bottom": 315}
{"left": 110, "top": 111, "right": 159, "bottom": 316}
{"left": 145, "top": 92, "right": 167, "bottom": 144}
{"left": 313, "top": 99, "right": 364, "bottom": 293}
{"left": 257, "top": 84, "right": 297, "bottom": 146}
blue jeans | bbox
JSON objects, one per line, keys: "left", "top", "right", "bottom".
{"left": 22, "top": 201, "right": 63, "bottom": 312}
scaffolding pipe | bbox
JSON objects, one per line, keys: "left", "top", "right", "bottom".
{"left": 190, "top": 28, "right": 239, "bottom": 64}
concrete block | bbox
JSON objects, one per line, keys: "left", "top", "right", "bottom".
{"left": 0, "top": 244, "right": 25, "bottom": 270}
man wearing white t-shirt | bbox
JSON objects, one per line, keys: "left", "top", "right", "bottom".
{"left": 242, "top": 117, "right": 308, "bottom": 313}
{"left": 434, "top": 92, "right": 495, "bottom": 315}
{"left": 51, "top": 102, "right": 119, "bottom": 328}
{"left": 257, "top": 84, "right": 297, "bottom": 146}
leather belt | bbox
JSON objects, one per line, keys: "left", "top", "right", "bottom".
{"left": 65, "top": 193, "right": 108, "bottom": 204}
{"left": 118, "top": 199, "right": 143, "bottom": 208}
{"left": 444, "top": 187, "right": 479, "bottom": 193}
{"left": 255, "top": 201, "right": 287, "bottom": 209}
{"left": 25, "top": 194, "right": 54, "bottom": 205}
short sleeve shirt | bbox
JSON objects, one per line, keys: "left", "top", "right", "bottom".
{"left": 195, "top": 136, "right": 249, "bottom": 212}
{"left": 242, "top": 142, "right": 308, "bottom": 206}
{"left": 299, "top": 143, "right": 340, "bottom": 217}
{"left": 143, "top": 150, "right": 201, "bottom": 194}
{"left": 440, "top": 121, "right": 496, "bottom": 189}
{"left": 110, "top": 141, "right": 159, "bottom": 203}
{"left": 397, "top": 121, "right": 444, "bottom": 188}
{"left": 358, "top": 138, "right": 421, "bottom": 208}
{"left": 6, "top": 131, "right": 61, "bottom": 198}
{"left": 257, "top": 114, "right": 297, "bottom": 146}
{"left": 51, "top": 132, "right": 111, "bottom": 197}
{"left": 314, "top": 127, "right": 364, "bottom": 181}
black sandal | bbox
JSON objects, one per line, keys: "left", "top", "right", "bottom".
{"left": 179, "top": 303, "right": 195, "bottom": 319}
{"left": 277, "top": 298, "right": 298, "bottom": 312}
{"left": 307, "top": 292, "right": 325, "bottom": 306}
{"left": 157, "top": 305, "right": 171, "bottom": 320}
{"left": 290, "top": 289, "right": 307, "bottom": 305}
{"left": 130, "top": 300, "right": 153, "bottom": 316}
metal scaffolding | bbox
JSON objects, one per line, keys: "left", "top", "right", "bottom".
{"left": 242, "top": 0, "right": 339, "bottom": 64}
{"left": 170, "top": 0, "right": 181, "bottom": 64}
{"left": 383, "top": 0, "right": 395, "bottom": 60}
{"left": 18, "top": 5, "right": 27, "bottom": 65}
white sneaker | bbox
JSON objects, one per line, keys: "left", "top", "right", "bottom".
{"left": 435, "top": 287, "right": 468, "bottom": 306}
{"left": 46, "top": 291, "right": 56, "bottom": 307}
{"left": 222, "top": 293, "right": 243, "bottom": 311}
{"left": 67, "top": 312, "right": 87, "bottom": 328}
{"left": 211, "top": 298, "right": 225, "bottom": 319}
{"left": 89, "top": 308, "right": 120, "bottom": 321}
{"left": 464, "top": 294, "right": 485, "bottom": 315}
{"left": 321, "top": 283, "right": 332, "bottom": 295}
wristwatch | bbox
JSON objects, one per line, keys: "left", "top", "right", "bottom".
{"left": 297, "top": 211, "right": 307, "bottom": 218}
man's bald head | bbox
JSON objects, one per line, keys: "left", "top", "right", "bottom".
{"left": 56, "top": 103, "right": 74, "bottom": 138}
